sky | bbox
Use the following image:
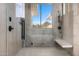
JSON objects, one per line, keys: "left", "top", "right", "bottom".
{"left": 32, "top": 4, "right": 53, "bottom": 25}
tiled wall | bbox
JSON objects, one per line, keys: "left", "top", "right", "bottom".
{"left": 25, "top": 29, "right": 55, "bottom": 47}
{"left": 25, "top": 4, "right": 57, "bottom": 47}
{"left": 73, "top": 4, "right": 79, "bottom": 56}
{"left": 0, "top": 4, "right": 22, "bottom": 56}
{"left": 0, "top": 4, "right": 7, "bottom": 56}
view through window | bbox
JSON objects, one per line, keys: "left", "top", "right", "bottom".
{"left": 32, "top": 4, "right": 53, "bottom": 29}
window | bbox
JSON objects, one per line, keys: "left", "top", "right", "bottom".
{"left": 32, "top": 4, "right": 53, "bottom": 29}
{"left": 63, "top": 3, "right": 66, "bottom": 15}
{"left": 16, "top": 3, "right": 25, "bottom": 17}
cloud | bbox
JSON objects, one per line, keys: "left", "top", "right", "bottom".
{"left": 46, "top": 13, "right": 52, "bottom": 20}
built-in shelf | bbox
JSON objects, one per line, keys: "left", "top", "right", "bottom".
{"left": 55, "top": 39, "right": 72, "bottom": 48}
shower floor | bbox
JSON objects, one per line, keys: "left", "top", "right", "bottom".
{"left": 16, "top": 47, "right": 71, "bottom": 56}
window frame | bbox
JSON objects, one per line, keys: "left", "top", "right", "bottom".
{"left": 32, "top": 3, "right": 53, "bottom": 29}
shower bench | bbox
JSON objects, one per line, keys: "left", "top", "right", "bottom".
{"left": 55, "top": 39, "right": 72, "bottom": 48}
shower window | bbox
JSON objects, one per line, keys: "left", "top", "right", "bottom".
{"left": 16, "top": 3, "right": 25, "bottom": 17}
{"left": 32, "top": 4, "right": 53, "bottom": 29}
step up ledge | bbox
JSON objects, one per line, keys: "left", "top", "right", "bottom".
{"left": 55, "top": 39, "right": 73, "bottom": 48}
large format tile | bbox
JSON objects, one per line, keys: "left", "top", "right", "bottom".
{"left": 16, "top": 47, "right": 71, "bottom": 56}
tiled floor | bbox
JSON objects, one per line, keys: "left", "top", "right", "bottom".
{"left": 16, "top": 47, "right": 70, "bottom": 56}
{"left": 16, "top": 47, "right": 71, "bottom": 56}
